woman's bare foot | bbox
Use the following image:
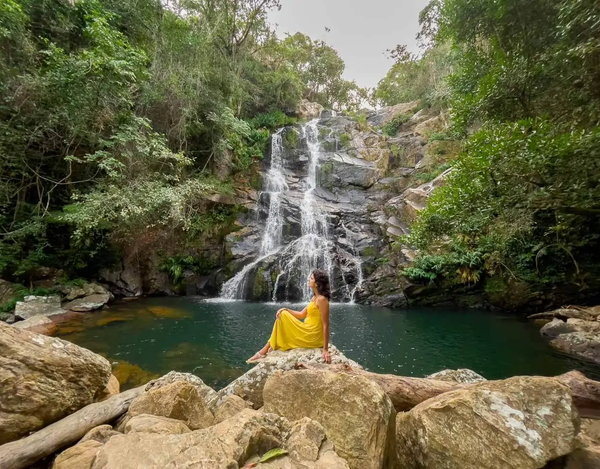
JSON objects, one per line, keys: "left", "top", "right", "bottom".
{"left": 246, "top": 352, "right": 266, "bottom": 364}
{"left": 246, "top": 343, "right": 271, "bottom": 364}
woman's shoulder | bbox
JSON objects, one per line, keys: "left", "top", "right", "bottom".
{"left": 315, "top": 295, "right": 329, "bottom": 305}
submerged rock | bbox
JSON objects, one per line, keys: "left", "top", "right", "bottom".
{"left": 395, "top": 376, "right": 579, "bottom": 468}
{"left": 0, "top": 321, "right": 112, "bottom": 445}
{"left": 212, "top": 345, "right": 361, "bottom": 409}
{"left": 263, "top": 368, "right": 396, "bottom": 469}
{"left": 13, "top": 314, "right": 57, "bottom": 335}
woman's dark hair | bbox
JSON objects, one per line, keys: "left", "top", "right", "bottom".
{"left": 312, "top": 269, "right": 331, "bottom": 300}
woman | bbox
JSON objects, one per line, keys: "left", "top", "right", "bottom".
{"left": 247, "top": 269, "right": 332, "bottom": 364}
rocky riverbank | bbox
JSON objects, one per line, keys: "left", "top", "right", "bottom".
{"left": 2, "top": 320, "right": 600, "bottom": 468}
{"left": 530, "top": 305, "right": 600, "bottom": 367}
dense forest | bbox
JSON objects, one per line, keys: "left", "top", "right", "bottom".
{"left": 373, "top": 0, "right": 600, "bottom": 306}
{"left": 0, "top": 0, "right": 365, "bottom": 286}
{"left": 1, "top": 0, "right": 599, "bottom": 308}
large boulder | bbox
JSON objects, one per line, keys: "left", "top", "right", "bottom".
{"left": 63, "top": 293, "right": 110, "bottom": 312}
{"left": 53, "top": 440, "right": 104, "bottom": 469}
{"left": 91, "top": 409, "right": 346, "bottom": 469}
{"left": 541, "top": 318, "right": 579, "bottom": 338}
{"left": 124, "top": 414, "right": 191, "bottom": 435}
{"left": 213, "top": 395, "right": 252, "bottom": 424}
{"left": 296, "top": 100, "right": 324, "bottom": 120}
{"left": 212, "top": 345, "right": 361, "bottom": 409}
{"left": 145, "top": 371, "right": 217, "bottom": 407}
{"left": 426, "top": 368, "right": 486, "bottom": 384}
{"left": 550, "top": 332, "right": 600, "bottom": 365}
{"left": 14, "top": 295, "right": 63, "bottom": 320}
{"left": 58, "top": 282, "right": 111, "bottom": 301}
{"left": 249, "top": 417, "right": 350, "bottom": 469}
{"left": 564, "top": 446, "right": 600, "bottom": 469}
{"left": 13, "top": 314, "right": 57, "bottom": 335}
{"left": 127, "top": 381, "right": 214, "bottom": 430}
{"left": 0, "top": 321, "right": 112, "bottom": 444}
{"left": 80, "top": 425, "right": 121, "bottom": 445}
{"left": 396, "top": 376, "right": 579, "bottom": 469}
{"left": 263, "top": 369, "right": 396, "bottom": 469}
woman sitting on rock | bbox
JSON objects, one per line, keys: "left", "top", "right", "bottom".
{"left": 247, "top": 269, "right": 332, "bottom": 364}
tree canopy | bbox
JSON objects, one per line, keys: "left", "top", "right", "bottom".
{"left": 0, "top": 0, "right": 359, "bottom": 281}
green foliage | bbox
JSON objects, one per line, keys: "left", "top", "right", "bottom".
{"left": 381, "top": 114, "right": 412, "bottom": 137}
{"left": 0, "top": 284, "right": 56, "bottom": 313}
{"left": 161, "top": 255, "right": 217, "bottom": 286}
{"left": 403, "top": 251, "right": 482, "bottom": 285}
{"left": 414, "top": 162, "right": 453, "bottom": 184}
{"left": 436, "top": 0, "right": 600, "bottom": 130}
{"left": 338, "top": 133, "right": 352, "bottom": 148}
{"left": 373, "top": 42, "right": 454, "bottom": 109}
{"left": 259, "top": 448, "right": 288, "bottom": 463}
{"left": 272, "top": 32, "right": 368, "bottom": 111}
{"left": 408, "top": 119, "right": 600, "bottom": 287}
{"left": 0, "top": 0, "right": 360, "bottom": 282}
{"left": 399, "top": 0, "right": 600, "bottom": 303}
{"left": 349, "top": 111, "right": 369, "bottom": 131}
{"left": 249, "top": 110, "right": 296, "bottom": 130}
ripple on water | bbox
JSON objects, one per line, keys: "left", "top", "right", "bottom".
{"left": 54, "top": 297, "right": 600, "bottom": 389}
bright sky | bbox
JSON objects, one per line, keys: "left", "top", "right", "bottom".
{"left": 269, "top": 0, "right": 431, "bottom": 90}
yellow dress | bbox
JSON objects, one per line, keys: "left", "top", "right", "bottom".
{"left": 268, "top": 300, "right": 324, "bottom": 351}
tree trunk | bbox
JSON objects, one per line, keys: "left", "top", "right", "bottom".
{"left": 297, "top": 364, "right": 600, "bottom": 418}
{"left": 0, "top": 386, "right": 144, "bottom": 469}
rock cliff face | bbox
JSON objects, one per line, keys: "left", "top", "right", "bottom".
{"left": 95, "top": 102, "right": 454, "bottom": 306}
{"left": 218, "top": 104, "right": 449, "bottom": 305}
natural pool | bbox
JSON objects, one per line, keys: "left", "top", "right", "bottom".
{"left": 55, "top": 297, "right": 600, "bottom": 390}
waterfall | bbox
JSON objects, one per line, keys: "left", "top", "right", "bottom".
{"left": 220, "top": 117, "right": 363, "bottom": 302}
{"left": 220, "top": 130, "right": 287, "bottom": 299}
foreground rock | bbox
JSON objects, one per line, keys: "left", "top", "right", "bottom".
{"left": 263, "top": 368, "right": 396, "bottom": 469}
{"left": 145, "top": 370, "right": 218, "bottom": 407}
{"left": 14, "top": 295, "right": 63, "bottom": 320}
{"left": 396, "top": 376, "right": 579, "bottom": 468}
{"left": 0, "top": 321, "right": 112, "bottom": 445}
{"left": 212, "top": 345, "right": 361, "bottom": 409}
{"left": 124, "top": 414, "right": 191, "bottom": 435}
{"left": 125, "top": 381, "right": 214, "bottom": 430}
{"left": 74, "top": 409, "right": 348, "bottom": 469}
{"left": 426, "top": 368, "right": 486, "bottom": 384}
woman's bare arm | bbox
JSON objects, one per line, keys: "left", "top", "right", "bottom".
{"left": 278, "top": 306, "right": 308, "bottom": 320}
{"left": 316, "top": 297, "right": 331, "bottom": 363}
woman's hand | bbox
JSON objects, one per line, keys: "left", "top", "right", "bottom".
{"left": 276, "top": 308, "right": 287, "bottom": 319}
{"left": 322, "top": 349, "right": 331, "bottom": 364}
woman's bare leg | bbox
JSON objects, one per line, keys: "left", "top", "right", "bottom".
{"left": 247, "top": 342, "right": 271, "bottom": 362}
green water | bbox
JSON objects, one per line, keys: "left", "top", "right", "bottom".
{"left": 56, "top": 297, "right": 600, "bottom": 390}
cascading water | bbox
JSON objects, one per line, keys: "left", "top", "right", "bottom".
{"left": 220, "top": 130, "right": 287, "bottom": 299}
{"left": 220, "top": 117, "right": 363, "bottom": 302}
{"left": 272, "top": 121, "right": 334, "bottom": 301}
